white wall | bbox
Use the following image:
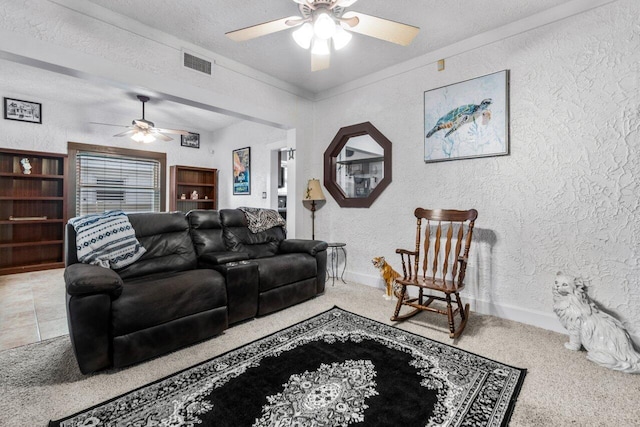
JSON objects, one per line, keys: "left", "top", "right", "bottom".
{"left": 1, "top": 0, "right": 638, "bottom": 340}
{"left": 311, "top": 0, "right": 640, "bottom": 340}
{"left": 0, "top": 72, "right": 218, "bottom": 209}
{"left": 0, "top": 0, "right": 314, "bottom": 234}
{"left": 212, "top": 121, "right": 288, "bottom": 209}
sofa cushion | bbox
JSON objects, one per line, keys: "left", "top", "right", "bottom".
{"left": 111, "top": 269, "right": 226, "bottom": 336}
{"left": 117, "top": 212, "right": 197, "bottom": 280}
{"left": 252, "top": 253, "right": 317, "bottom": 292}
{"left": 220, "top": 209, "right": 285, "bottom": 259}
{"left": 187, "top": 210, "right": 226, "bottom": 256}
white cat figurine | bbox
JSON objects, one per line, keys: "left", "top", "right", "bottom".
{"left": 553, "top": 272, "right": 640, "bottom": 374}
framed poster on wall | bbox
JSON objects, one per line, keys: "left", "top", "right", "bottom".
{"left": 233, "top": 147, "right": 250, "bottom": 195}
{"left": 424, "top": 70, "right": 509, "bottom": 163}
{"left": 180, "top": 133, "right": 200, "bottom": 148}
{"left": 4, "top": 97, "right": 42, "bottom": 124}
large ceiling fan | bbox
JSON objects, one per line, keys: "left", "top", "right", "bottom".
{"left": 225, "top": 0, "right": 419, "bottom": 71}
{"left": 91, "top": 95, "right": 190, "bottom": 143}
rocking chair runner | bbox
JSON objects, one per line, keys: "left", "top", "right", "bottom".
{"left": 391, "top": 208, "right": 478, "bottom": 338}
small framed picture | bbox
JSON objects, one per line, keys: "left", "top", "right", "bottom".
{"left": 4, "top": 98, "right": 42, "bottom": 124}
{"left": 181, "top": 132, "right": 200, "bottom": 148}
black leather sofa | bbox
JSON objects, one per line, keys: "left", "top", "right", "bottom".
{"left": 64, "top": 209, "right": 327, "bottom": 374}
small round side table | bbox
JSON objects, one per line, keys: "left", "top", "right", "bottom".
{"left": 326, "top": 242, "right": 347, "bottom": 285}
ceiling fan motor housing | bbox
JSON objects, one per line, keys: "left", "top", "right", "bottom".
{"left": 132, "top": 118, "right": 155, "bottom": 129}
{"left": 300, "top": 2, "right": 345, "bottom": 19}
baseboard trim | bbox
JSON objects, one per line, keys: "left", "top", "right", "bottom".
{"left": 346, "top": 271, "right": 640, "bottom": 347}
{"left": 347, "top": 270, "right": 569, "bottom": 332}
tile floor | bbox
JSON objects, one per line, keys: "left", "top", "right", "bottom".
{"left": 0, "top": 268, "right": 68, "bottom": 351}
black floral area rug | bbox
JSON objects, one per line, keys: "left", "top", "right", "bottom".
{"left": 49, "top": 307, "right": 526, "bottom": 427}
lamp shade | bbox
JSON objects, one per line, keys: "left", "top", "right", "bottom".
{"left": 332, "top": 26, "right": 352, "bottom": 50}
{"left": 292, "top": 23, "right": 313, "bottom": 49}
{"left": 311, "top": 38, "right": 330, "bottom": 56}
{"left": 314, "top": 12, "right": 336, "bottom": 40}
{"left": 305, "top": 179, "right": 326, "bottom": 201}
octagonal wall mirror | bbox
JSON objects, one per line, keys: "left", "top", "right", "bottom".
{"left": 324, "top": 122, "right": 392, "bottom": 208}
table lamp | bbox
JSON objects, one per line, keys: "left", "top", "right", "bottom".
{"left": 304, "top": 178, "right": 325, "bottom": 240}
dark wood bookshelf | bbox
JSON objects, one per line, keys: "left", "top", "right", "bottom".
{"left": 170, "top": 165, "right": 218, "bottom": 212}
{"left": 0, "top": 148, "right": 68, "bottom": 274}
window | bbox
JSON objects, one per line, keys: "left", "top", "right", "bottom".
{"left": 68, "top": 143, "right": 166, "bottom": 216}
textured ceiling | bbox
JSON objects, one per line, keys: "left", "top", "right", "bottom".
{"left": 0, "top": 59, "right": 240, "bottom": 133}
{"left": 84, "top": 0, "right": 575, "bottom": 94}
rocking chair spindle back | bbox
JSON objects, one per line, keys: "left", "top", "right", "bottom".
{"left": 393, "top": 208, "right": 478, "bottom": 338}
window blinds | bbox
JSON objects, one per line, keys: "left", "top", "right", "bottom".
{"left": 76, "top": 152, "right": 161, "bottom": 215}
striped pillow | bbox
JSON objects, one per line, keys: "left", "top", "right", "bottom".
{"left": 69, "top": 210, "right": 146, "bottom": 270}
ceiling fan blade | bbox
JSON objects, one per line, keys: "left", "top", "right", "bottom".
{"left": 226, "top": 16, "right": 302, "bottom": 42}
{"left": 339, "top": 16, "right": 359, "bottom": 28}
{"left": 155, "top": 128, "right": 190, "bottom": 136}
{"left": 311, "top": 52, "right": 330, "bottom": 72}
{"left": 113, "top": 129, "right": 137, "bottom": 137}
{"left": 285, "top": 17, "right": 309, "bottom": 27}
{"left": 342, "top": 11, "right": 419, "bottom": 46}
{"left": 90, "top": 122, "right": 131, "bottom": 129}
{"left": 151, "top": 131, "right": 173, "bottom": 142}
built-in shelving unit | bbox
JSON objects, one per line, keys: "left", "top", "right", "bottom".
{"left": 169, "top": 165, "right": 217, "bottom": 212}
{"left": 0, "top": 148, "right": 68, "bottom": 275}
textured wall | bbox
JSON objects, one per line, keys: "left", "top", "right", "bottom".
{"left": 0, "top": 0, "right": 313, "bottom": 230}
{"left": 0, "top": 0, "right": 306, "bottom": 117}
{"left": 312, "top": 0, "right": 640, "bottom": 338}
{"left": 212, "top": 121, "right": 288, "bottom": 209}
{"left": 0, "top": 0, "right": 638, "bottom": 338}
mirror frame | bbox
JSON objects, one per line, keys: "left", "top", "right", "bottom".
{"left": 323, "top": 121, "right": 392, "bottom": 208}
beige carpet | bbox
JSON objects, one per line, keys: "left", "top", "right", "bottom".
{"left": 1, "top": 281, "right": 639, "bottom": 426}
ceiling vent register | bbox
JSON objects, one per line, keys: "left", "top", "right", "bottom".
{"left": 183, "top": 52, "right": 212, "bottom": 76}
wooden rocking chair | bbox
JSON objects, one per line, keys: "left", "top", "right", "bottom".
{"left": 391, "top": 208, "right": 478, "bottom": 338}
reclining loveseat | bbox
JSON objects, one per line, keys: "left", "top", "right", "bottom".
{"left": 64, "top": 209, "right": 327, "bottom": 374}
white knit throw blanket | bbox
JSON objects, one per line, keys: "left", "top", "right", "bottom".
{"left": 68, "top": 210, "right": 146, "bottom": 269}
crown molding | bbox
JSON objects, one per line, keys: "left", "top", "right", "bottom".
{"left": 48, "top": 0, "right": 317, "bottom": 101}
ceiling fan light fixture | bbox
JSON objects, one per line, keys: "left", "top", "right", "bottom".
{"left": 311, "top": 37, "right": 330, "bottom": 56}
{"left": 131, "top": 130, "right": 156, "bottom": 144}
{"left": 142, "top": 134, "right": 156, "bottom": 143}
{"left": 313, "top": 11, "right": 336, "bottom": 39}
{"left": 332, "top": 25, "right": 352, "bottom": 50}
{"left": 292, "top": 22, "right": 313, "bottom": 49}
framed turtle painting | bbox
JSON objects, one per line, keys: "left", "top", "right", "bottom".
{"left": 424, "top": 70, "right": 509, "bottom": 163}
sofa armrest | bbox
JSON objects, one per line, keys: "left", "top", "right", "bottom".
{"left": 279, "top": 239, "right": 328, "bottom": 256}
{"left": 64, "top": 263, "right": 123, "bottom": 297}
{"left": 213, "top": 261, "right": 259, "bottom": 324}
{"left": 199, "top": 251, "right": 250, "bottom": 267}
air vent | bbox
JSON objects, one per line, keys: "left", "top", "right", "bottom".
{"left": 183, "top": 51, "right": 212, "bottom": 76}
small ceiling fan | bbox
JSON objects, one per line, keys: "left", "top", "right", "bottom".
{"left": 91, "top": 95, "right": 190, "bottom": 143}
{"left": 225, "top": 0, "right": 419, "bottom": 71}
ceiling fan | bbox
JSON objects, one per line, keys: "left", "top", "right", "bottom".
{"left": 225, "top": 0, "right": 419, "bottom": 71}
{"left": 91, "top": 95, "right": 190, "bottom": 143}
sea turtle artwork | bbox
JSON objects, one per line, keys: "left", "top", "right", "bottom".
{"left": 426, "top": 98, "right": 493, "bottom": 138}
